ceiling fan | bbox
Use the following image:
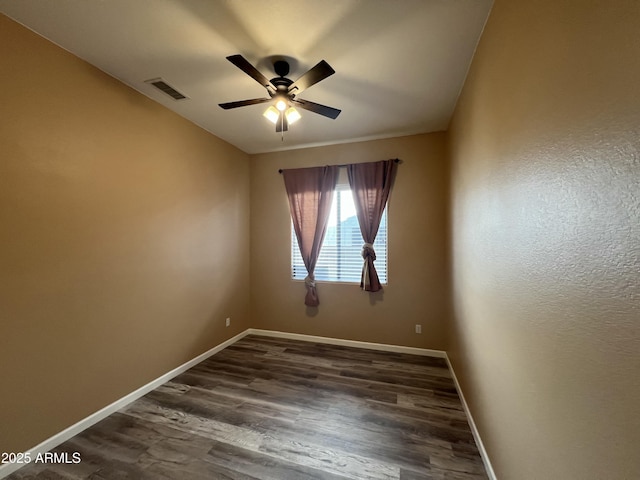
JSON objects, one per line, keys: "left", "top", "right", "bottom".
{"left": 219, "top": 55, "right": 341, "bottom": 132}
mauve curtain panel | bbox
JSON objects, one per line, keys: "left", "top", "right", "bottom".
{"left": 347, "top": 159, "right": 398, "bottom": 292}
{"left": 282, "top": 165, "right": 339, "bottom": 306}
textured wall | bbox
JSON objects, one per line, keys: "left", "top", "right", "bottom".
{"left": 0, "top": 15, "right": 250, "bottom": 452}
{"left": 250, "top": 133, "right": 451, "bottom": 350}
{"left": 447, "top": 0, "right": 640, "bottom": 479}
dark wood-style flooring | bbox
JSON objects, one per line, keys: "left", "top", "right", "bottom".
{"left": 8, "top": 335, "right": 488, "bottom": 479}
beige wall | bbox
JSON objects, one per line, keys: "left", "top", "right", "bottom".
{"left": 0, "top": 15, "right": 250, "bottom": 453}
{"left": 250, "top": 133, "right": 451, "bottom": 350}
{"left": 447, "top": 1, "right": 640, "bottom": 479}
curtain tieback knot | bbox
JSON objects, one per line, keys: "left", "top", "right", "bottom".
{"left": 304, "top": 275, "right": 316, "bottom": 288}
{"left": 361, "top": 243, "right": 376, "bottom": 261}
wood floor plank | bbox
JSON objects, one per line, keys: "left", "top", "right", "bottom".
{"left": 7, "top": 335, "right": 487, "bottom": 480}
{"left": 202, "top": 438, "right": 352, "bottom": 480}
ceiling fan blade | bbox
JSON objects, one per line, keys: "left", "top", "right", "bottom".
{"left": 218, "top": 98, "right": 271, "bottom": 109}
{"left": 226, "top": 54, "right": 274, "bottom": 91}
{"left": 292, "top": 98, "right": 341, "bottom": 119}
{"left": 288, "top": 60, "right": 335, "bottom": 95}
{"left": 275, "top": 113, "right": 288, "bottom": 132}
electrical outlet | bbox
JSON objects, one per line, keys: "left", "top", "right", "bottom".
{"left": 415, "top": 324, "right": 422, "bottom": 334}
{"left": 225, "top": 317, "right": 231, "bottom": 327}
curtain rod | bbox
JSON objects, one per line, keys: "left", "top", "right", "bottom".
{"left": 278, "top": 158, "right": 400, "bottom": 174}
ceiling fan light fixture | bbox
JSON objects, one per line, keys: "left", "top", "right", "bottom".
{"left": 285, "top": 107, "right": 301, "bottom": 124}
{"left": 263, "top": 106, "right": 280, "bottom": 124}
{"left": 275, "top": 99, "right": 287, "bottom": 111}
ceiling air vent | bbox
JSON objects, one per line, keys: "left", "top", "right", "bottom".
{"left": 145, "top": 78, "right": 188, "bottom": 100}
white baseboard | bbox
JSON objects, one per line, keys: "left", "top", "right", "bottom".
{"left": 247, "top": 328, "right": 447, "bottom": 358}
{"left": 445, "top": 354, "right": 497, "bottom": 480}
{"left": 0, "top": 329, "right": 250, "bottom": 480}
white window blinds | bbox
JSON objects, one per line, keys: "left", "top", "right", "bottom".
{"left": 291, "top": 183, "right": 388, "bottom": 283}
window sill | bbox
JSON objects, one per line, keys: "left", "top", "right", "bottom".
{"left": 291, "top": 278, "right": 388, "bottom": 286}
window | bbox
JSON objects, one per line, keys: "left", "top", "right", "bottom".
{"left": 292, "top": 183, "right": 388, "bottom": 283}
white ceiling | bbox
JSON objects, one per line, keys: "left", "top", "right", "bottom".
{"left": 1, "top": 0, "right": 492, "bottom": 154}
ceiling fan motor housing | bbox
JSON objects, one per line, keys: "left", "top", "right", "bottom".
{"left": 270, "top": 76, "right": 293, "bottom": 93}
